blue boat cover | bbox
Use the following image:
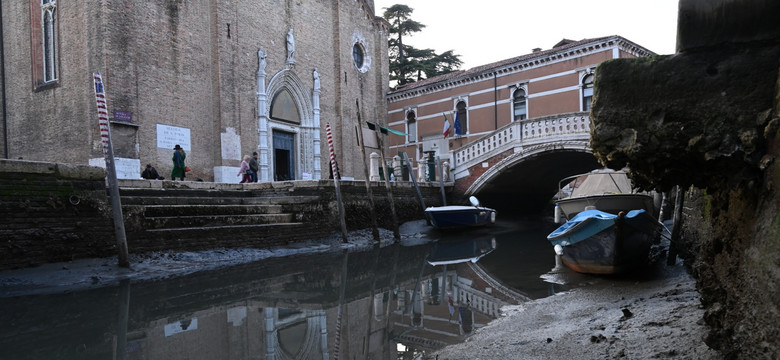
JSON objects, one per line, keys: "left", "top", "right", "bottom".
{"left": 547, "top": 209, "right": 646, "bottom": 247}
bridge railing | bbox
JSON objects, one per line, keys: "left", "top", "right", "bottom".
{"left": 453, "top": 112, "right": 590, "bottom": 170}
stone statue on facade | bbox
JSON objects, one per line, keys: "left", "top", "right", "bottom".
{"left": 286, "top": 29, "right": 295, "bottom": 64}
{"left": 258, "top": 46, "right": 267, "bottom": 74}
{"left": 313, "top": 68, "right": 320, "bottom": 90}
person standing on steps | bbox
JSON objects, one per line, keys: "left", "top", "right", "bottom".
{"left": 171, "top": 144, "right": 187, "bottom": 181}
{"left": 237, "top": 155, "right": 252, "bottom": 183}
{"left": 249, "top": 151, "right": 259, "bottom": 182}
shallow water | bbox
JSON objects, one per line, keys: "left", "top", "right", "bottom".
{"left": 0, "top": 218, "right": 588, "bottom": 359}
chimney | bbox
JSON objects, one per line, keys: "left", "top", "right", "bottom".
{"left": 532, "top": 48, "right": 542, "bottom": 53}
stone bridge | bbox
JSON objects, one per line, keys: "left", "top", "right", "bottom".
{"left": 449, "top": 112, "right": 601, "bottom": 213}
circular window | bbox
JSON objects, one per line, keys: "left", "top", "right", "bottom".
{"left": 352, "top": 43, "right": 364, "bottom": 69}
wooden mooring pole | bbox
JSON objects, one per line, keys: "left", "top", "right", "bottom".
{"left": 326, "top": 123, "right": 348, "bottom": 242}
{"left": 373, "top": 124, "right": 401, "bottom": 241}
{"left": 355, "top": 101, "right": 380, "bottom": 242}
{"left": 667, "top": 186, "right": 685, "bottom": 265}
{"left": 403, "top": 153, "right": 428, "bottom": 224}
{"left": 93, "top": 73, "right": 129, "bottom": 267}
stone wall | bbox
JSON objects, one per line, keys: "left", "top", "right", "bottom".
{"left": 0, "top": 160, "right": 116, "bottom": 269}
{"left": 1, "top": 160, "right": 445, "bottom": 270}
{"left": 589, "top": 0, "right": 779, "bottom": 357}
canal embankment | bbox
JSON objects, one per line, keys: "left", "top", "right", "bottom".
{"left": 0, "top": 158, "right": 447, "bottom": 270}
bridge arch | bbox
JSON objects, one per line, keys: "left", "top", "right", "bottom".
{"left": 450, "top": 113, "right": 600, "bottom": 214}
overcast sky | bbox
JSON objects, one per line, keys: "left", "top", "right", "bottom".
{"left": 373, "top": 0, "right": 679, "bottom": 69}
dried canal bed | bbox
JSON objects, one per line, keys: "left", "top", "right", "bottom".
{"left": 0, "top": 219, "right": 714, "bottom": 359}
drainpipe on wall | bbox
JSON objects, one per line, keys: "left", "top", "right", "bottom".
{"left": 493, "top": 72, "right": 498, "bottom": 130}
{"left": 0, "top": 1, "right": 8, "bottom": 159}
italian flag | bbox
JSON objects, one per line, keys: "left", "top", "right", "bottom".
{"left": 443, "top": 114, "right": 451, "bottom": 138}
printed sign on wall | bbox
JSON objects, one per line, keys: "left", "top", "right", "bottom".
{"left": 157, "top": 124, "right": 191, "bottom": 150}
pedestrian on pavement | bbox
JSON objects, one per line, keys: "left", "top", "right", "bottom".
{"left": 237, "top": 155, "right": 251, "bottom": 183}
{"left": 171, "top": 145, "right": 187, "bottom": 181}
{"left": 249, "top": 151, "right": 259, "bottom": 182}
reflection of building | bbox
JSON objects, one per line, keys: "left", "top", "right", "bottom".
{"left": 0, "top": 1, "right": 388, "bottom": 182}
{"left": 0, "top": 243, "right": 530, "bottom": 359}
{"left": 390, "top": 261, "right": 530, "bottom": 354}
{"left": 385, "top": 36, "right": 654, "bottom": 166}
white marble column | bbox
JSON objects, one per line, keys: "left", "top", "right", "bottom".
{"left": 257, "top": 46, "right": 270, "bottom": 182}
{"left": 312, "top": 69, "right": 322, "bottom": 179}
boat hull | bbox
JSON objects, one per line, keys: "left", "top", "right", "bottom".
{"left": 424, "top": 206, "right": 497, "bottom": 230}
{"left": 548, "top": 209, "right": 656, "bottom": 274}
{"left": 556, "top": 193, "right": 654, "bottom": 219}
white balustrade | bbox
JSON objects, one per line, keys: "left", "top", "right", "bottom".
{"left": 453, "top": 112, "right": 590, "bottom": 170}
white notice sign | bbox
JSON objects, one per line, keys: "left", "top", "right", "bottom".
{"left": 157, "top": 124, "right": 191, "bottom": 150}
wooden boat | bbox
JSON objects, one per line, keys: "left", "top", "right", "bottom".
{"left": 548, "top": 169, "right": 658, "bottom": 274}
{"left": 425, "top": 196, "right": 497, "bottom": 230}
{"left": 547, "top": 209, "right": 657, "bottom": 274}
{"left": 554, "top": 169, "right": 654, "bottom": 221}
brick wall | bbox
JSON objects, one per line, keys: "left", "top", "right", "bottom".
{"left": 0, "top": 160, "right": 116, "bottom": 269}
{"left": 1, "top": 160, "right": 446, "bottom": 270}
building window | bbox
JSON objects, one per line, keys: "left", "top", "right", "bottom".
{"left": 30, "top": 0, "right": 59, "bottom": 87}
{"left": 42, "top": 0, "right": 58, "bottom": 83}
{"left": 582, "top": 74, "right": 594, "bottom": 112}
{"left": 406, "top": 110, "right": 417, "bottom": 143}
{"left": 352, "top": 43, "right": 364, "bottom": 69}
{"left": 350, "top": 36, "right": 371, "bottom": 73}
{"left": 513, "top": 88, "right": 527, "bottom": 121}
{"left": 455, "top": 101, "right": 467, "bottom": 135}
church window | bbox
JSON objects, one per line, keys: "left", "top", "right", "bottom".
{"left": 353, "top": 43, "right": 364, "bottom": 69}
{"left": 31, "top": 0, "right": 59, "bottom": 87}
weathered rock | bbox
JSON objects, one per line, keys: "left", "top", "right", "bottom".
{"left": 588, "top": 1, "right": 780, "bottom": 357}
{"left": 590, "top": 45, "right": 780, "bottom": 192}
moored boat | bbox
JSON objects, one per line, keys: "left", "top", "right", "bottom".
{"left": 425, "top": 196, "right": 497, "bottom": 230}
{"left": 547, "top": 209, "right": 657, "bottom": 274}
{"left": 554, "top": 169, "right": 654, "bottom": 221}
{"left": 548, "top": 169, "right": 658, "bottom": 274}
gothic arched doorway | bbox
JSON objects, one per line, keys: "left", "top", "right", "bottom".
{"left": 273, "top": 130, "right": 295, "bottom": 181}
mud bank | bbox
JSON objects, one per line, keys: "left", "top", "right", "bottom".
{"left": 430, "top": 262, "right": 720, "bottom": 360}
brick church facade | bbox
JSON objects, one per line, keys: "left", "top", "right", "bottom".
{"left": 0, "top": 0, "right": 389, "bottom": 182}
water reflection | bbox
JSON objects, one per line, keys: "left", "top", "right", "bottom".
{"left": 0, "top": 219, "right": 582, "bottom": 359}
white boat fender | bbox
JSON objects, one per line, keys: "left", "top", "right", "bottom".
{"left": 554, "top": 204, "right": 561, "bottom": 224}
{"left": 469, "top": 196, "right": 481, "bottom": 207}
{"left": 554, "top": 244, "right": 564, "bottom": 256}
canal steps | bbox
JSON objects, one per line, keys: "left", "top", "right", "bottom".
{"left": 116, "top": 180, "right": 330, "bottom": 252}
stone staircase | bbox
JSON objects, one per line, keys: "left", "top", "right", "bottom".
{"left": 117, "top": 181, "right": 331, "bottom": 253}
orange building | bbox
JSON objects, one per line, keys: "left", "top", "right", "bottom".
{"left": 385, "top": 36, "right": 654, "bottom": 167}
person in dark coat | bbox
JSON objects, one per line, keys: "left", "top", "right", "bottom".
{"left": 249, "top": 152, "right": 259, "bottom": 182}
{"left": 171, "top": 144, "right": 186, "bottom": 181}
{"left": 141, "top": 164, "right": 162, "bottom": 180}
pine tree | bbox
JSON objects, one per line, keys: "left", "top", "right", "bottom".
{"left": 383, "top": 4, "right": 462, "bottom": 88}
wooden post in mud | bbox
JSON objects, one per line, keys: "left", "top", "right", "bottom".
{"left": 93, "top": 73, "right": 129, "bottom": 267}
{"left": 372, "top": 123, "right": 401, "bottom": 241}
{"left": 436, "top": 156, "right": 447, "bottom": 206}
{"left": 668, "top": 186, "right": 685, "bottom": 265}
{"left": 326, "top": 123, "right": 348, "bottom": 242}
{"left": 404, "top": 152, "right": 426, "bottom": 210}
{"left": 355, "top": 101, "right": 380, "bottom": 242}
{"left": 334, "top": 250, "right": 349, "bottom": 359}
